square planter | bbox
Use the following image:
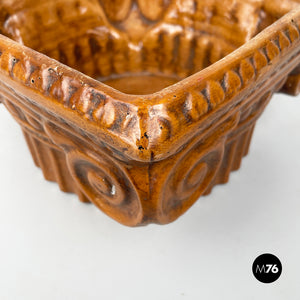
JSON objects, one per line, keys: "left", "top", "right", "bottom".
{"left": 0, "top": 0, "right": 299, "bottom": 226}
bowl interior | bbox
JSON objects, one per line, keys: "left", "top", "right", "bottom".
{"left": 0, "top": 0, "right": 281, "bottom": 95}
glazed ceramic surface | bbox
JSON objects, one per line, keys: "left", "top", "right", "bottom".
{"left": 0, "top": 0, "right": 300, "bottom": 226}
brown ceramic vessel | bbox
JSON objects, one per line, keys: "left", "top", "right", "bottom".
{"left": 0, "top": 0, "right": 300, "bottom": 226}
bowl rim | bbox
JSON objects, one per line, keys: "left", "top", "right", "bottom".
{"left": 0, "top": 7, "right": 300, "bottom": 162}
{"left": 0, "top": 7, "right": 299, "bottom": 99}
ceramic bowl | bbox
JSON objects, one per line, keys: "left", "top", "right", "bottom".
{"left": 0, "top": 0, "right": 299, "bottom": 226}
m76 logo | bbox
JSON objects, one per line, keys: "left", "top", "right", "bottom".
{"left": 255, "top": 264, "right": 279, "bottom": 274}
{"left": 252, "top": 254, "right": 282, "bottom": 283}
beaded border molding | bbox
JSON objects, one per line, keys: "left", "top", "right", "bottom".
{"left": 0, "top": 7, "right": 300, "bottom": 225}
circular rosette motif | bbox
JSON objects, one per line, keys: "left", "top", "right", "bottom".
{"left": 160, "top": 140, "right": 224, "bottom": 223}
{"left": 67, "top": 150, "right": 143, "bottom": 226}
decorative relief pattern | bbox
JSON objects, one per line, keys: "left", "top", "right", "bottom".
{"left": 155, "top": 86, "right": 274, "bottom": 223}
{"left": 157, "top": 112, "right": 240, "bottom": 223}
{"left": 141, "top": 20, "right": 300, "bottom": 160}
{"left": 99, "top": 0, "right": 172, "bottom": 23}
{"left": 0, "top": 85, "right": 144, "bottom": 225}
{"left": 44, "top": 120, "right": 144, "bottom": 225}
{"left": 160, "top": 140, "right": 225, "bottom": 222}
{"left": 0, "top": 87, "right": 57, "bottom": 148}
{"left": 0, "top": 4, "right": 299, "bottom": 163}
{"left": 0, "top": 2, "right": 300, "bottom": 225}
{"left": 3, "top": 0, "right": 297, "bottom": 82}
{"left": 0, "top": 46, "right": 142, "bottom": 158}
{"left": 66, "top": 150, "right": 143, "bottom": 226}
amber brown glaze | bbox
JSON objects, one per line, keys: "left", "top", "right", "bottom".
{"left": 0, "top": 0, "right": 299, "bottom": 226}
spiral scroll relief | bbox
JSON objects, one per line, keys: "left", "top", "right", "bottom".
{"left": 159, "top": 139, "right": 225, "bottom": 223}
{"left": 66, "top": 150, "right": 143, "bottom": 226}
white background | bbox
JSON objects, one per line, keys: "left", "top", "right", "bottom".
{"left": 0, "top": 92, "right": 299, "bottom": 299}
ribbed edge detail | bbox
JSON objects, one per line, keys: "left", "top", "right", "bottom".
{"left": 22, "top": 129, "right": 90, "bottom": 202}
{"left": 203, "top": 123, "right": 255, "bottom": 196}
